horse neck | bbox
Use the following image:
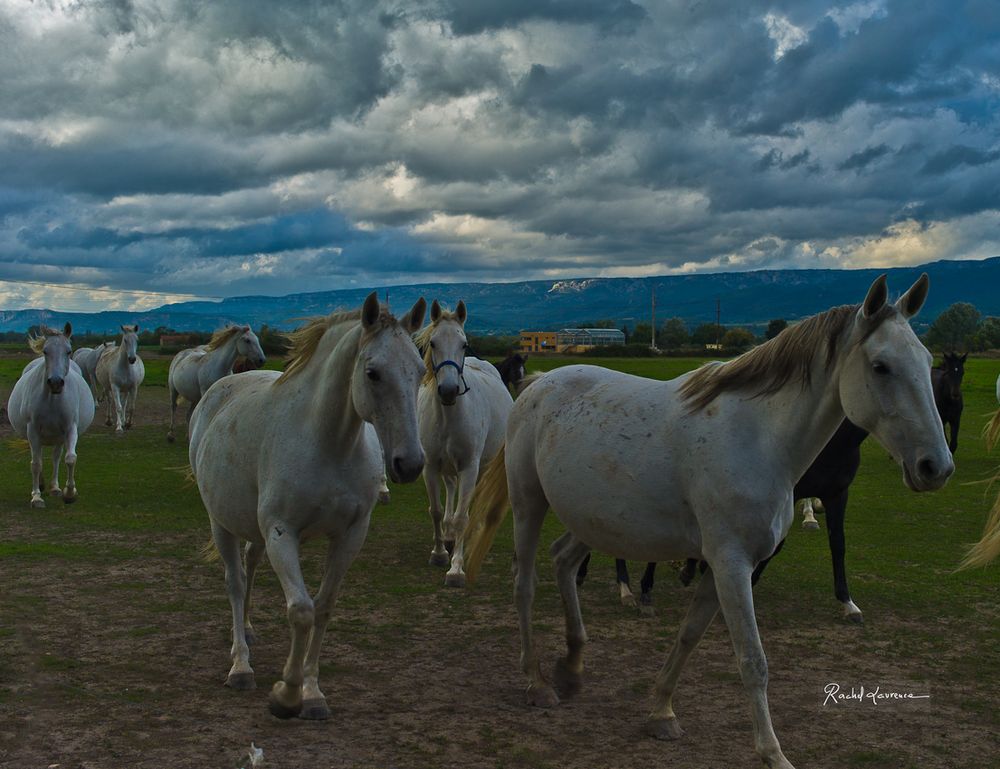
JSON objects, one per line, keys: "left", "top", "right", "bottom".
{"left": 205, "top": 335, "right": 240, "bottom": 378}
{"left": 298, "top": 325, "right": 365, "bottom": 448}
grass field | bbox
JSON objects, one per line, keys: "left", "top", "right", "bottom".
{"left": 0, "top": 350, "right": 997, "bottom": 769}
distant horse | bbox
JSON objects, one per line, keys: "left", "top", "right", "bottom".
{"left": 71, "top": 341, "right": 113, "bottom": 401}
{"left": 932, "top": 352, "right": 965, "bottom": 453}
{"left": 95, "top": 325, "right": 145, "bottom": 434}
{"left": 463, "top": 275, "right": 951, "bottom": 769}
{"left": 494, "top": 352, "right": 528, "bottom": 393}
{"left": 190, "top": 292, "right": 426, "bottom": 720}
{"left": 575, "top": 554, "right": 658, "bottom": 610}
{"left": 167, "top": 325, "right": 265, "bottom": 442}
{"left": 416, "top": 300, "right": 513, "bottom": 587}
{"left": 7, "top": 324, "right": 95, "bottom": 508}
{"left": 231, "top": 356, "right": 264, "bottom": 374}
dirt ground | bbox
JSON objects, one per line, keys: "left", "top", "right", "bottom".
{"left": 1, "top": 374, "right": 996, "bottom": 769}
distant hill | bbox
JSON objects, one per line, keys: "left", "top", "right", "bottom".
{"left": 2, "top": 257, "right": 999, "bottom": 336}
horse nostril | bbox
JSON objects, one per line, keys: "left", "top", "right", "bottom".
{"left": 917, "top": 458, "right": 936, "bottom": 480}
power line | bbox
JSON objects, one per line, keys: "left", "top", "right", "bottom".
{"left": 0, "top": 279, "right": 222, "bottom": 302}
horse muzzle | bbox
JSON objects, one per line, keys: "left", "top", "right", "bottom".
{"left": 46, "top": 377, "right": 65, "bottom": 394}
{"left": 388, "top": 451, "right": 425, "bottom": 484}
{"left": 128, "top": 356, "right": 137, "bottom": 364}
{"left": 902, "top": 453, "right": 954, "bottom": 492}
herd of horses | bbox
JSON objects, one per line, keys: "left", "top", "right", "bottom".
{"left": 5, "top": 276, "right": 999, "bottom": 768}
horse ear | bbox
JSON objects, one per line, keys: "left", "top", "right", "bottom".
{"left": 861, "top": 274, "right": 888, "bottom": 319}
{"left": 895, "top": 273, "right": 928, "bottom": 319}
{"left": 960, "top": 352, "right": 967, "bottom": 362}
{"left": 430, "top": 300, "right": 441, "bottom": 323}
{"left": 456, "top": 300, "right": 467, "bottom": 326}
{"left": 403, "top": 297, "right": 427, "bottom": 334}
{"left": 361, "top": 291, "right": 380, "bottom": 330}
{"left": 64, "top": 322, "right": 72, "bottom": 338}
{"left": 120, "top": 325, "right": 127, "bottom": 333}
{"left": 134, "top": 324, "right": 140, "bottom": 333}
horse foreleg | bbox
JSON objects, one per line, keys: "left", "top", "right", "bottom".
{"left": 211, "top": 522, "right": 255, "bottom": 691}
{"left": 424, "top": 468, "right": 449, "bottom": 567}
{"left": 639, "top": 561, "right": 657, "bottom": 611}
{"left": 300, "top": 523, "right": 367, "bottom": 720}
{"left": 167, "top": 385, "right": 179, "bottom": 443}
{"left": 948, "top": 413, "right": 960, "bottom": 454}
{"left": 63, "top": 424, "right": 79, "bottom": 502}
{"left": 49, "top": 444, "right": 64, "bottom": 497}
{"left": 243, "top": 541, "right": 266, "bottom": 645}
{"left": 111, "top": 387, "right": 125, "bottom": 434}
{"left": 442, "top": 475, "right": 458, "bottom": 553}
{"left": 616, "top": 559, "right": 636, "bottom": 607}
{"left": 265, "top": 523, "right": 312, "bottom": 719}
{"left": 550, "top": 532, "right": 591, "bottom": 698}
{"left": 27, "top": 426, "right": 44, "bottom": 509}
{"left": 444, "top": 465, "right": 480, "bottom": 588}
{"left": 648, "top": 565, "right": 719, "bottom": 740}
{"left": 124, "top": 386, "right": 136, "bottom": 429}
{"left": 712, "top": 558, "right": 795, "bottom": 769}
{"left": 824, "top": 490, "right": 861, "bottom": 623}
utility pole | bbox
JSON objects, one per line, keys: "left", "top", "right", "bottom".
{"left": 715, "top": 297, "right": 721, "bottom": 347}
{"left": 650, "top": 286, "right": 658, "bottom": 351}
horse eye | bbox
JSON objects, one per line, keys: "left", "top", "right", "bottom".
{"left": 872, "top": 362, "right": 890, "bottom": 375}
{"left": 366, "top": 369, "right": 380, "bottom": 382}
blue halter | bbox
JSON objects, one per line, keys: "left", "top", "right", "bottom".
{"left": 432, "top": 358, "right": 470, "bottom": 396}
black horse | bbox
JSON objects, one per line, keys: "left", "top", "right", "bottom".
{"left": 494, "top": 352, "right": 528, "bottom": 392}
{"left": 931, "top": 351, "right": 965, "bottom": 453}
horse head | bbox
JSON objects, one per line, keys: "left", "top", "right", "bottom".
{"left": 120, "top": 324, "right": 140, "bottom": 364}
{"left": 423, "top": 299, "right": 469, "bottom": 406}
{"left": 36, "top": 323, "right": 73, "bottom": 395}
{"left": 236, "top": 325, "right": 266, "bottom": 369}
{"left": 352, "top": 291, "right": 426, "bottom": 484}
{"left": 837, "top": 273, "right": 953, "bottom": 492}
{"left": 940, "top": 351, "right": 966, "bottom": 400}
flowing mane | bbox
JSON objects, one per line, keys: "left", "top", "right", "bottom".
{"left": 681, "top": 303, "right": 895, "bottom": 411}
{"left": 276, "top": 306, "right": 395, "bottom": 384}
{"left": 414, "top": 307, "right": 461, "bottom": 386}
{"left": 27, "top": 326, "right": 65, "bottom": 354}
{"left": 205, "top": 326, "right": 243, "bottom": 351}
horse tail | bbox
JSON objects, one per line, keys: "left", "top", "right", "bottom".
{"left": 983, "top": 408, "right": 1000, "bottom": 451}
{"left": 958, "top": 491, "right": 1000, "bottom": 569}
{"left": 200, "top": 538, "right": 221, "bottom": 563}
{"left": 463, "top": 444, "right": 510, "bottom": 584}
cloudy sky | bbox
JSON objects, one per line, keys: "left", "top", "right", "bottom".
{"left": 1, "top": 0, "right": 998, "bottom": 312}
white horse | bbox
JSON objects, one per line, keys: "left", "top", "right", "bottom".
{"left": 71, "top": 341, "right": 113, "bottom": 401}
{"left": 167, "top": 325, "right": 266, "bottom": 442}
{"left": 189, "top": 292, "right": 426, "bottom": 720}
{"left": 95, "top": 325, "right": 145, "bottom": 434}
{"left": 415, "top": 300, "right": 513, "bottom": 587}
{"left": 464, "top": 275, "right": 952, "bottom": 769}
{"left": 7, "top": 324, "right": 95, "bottom": 508}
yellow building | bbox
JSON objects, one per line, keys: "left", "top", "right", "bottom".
{"left": 520, "top": 331, "right": 558, "bottom": 353}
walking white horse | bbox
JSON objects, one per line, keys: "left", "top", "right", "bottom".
{"left": 167, "top": 324, "right": 266, "bottom": 442}
{"left": 415, "top": 300, "right": 513, "bottom": 587}
{"left": 95, "top": 325, "right": 145, "bottom": 434}
{"left": 189, "top": 292, "right": 426, "bottom": 720}
{"left": 7, "top": 324, "right": 95, "bottom": 508}
{"left": 71, "top": 341, "right": 113, "bottom": 400}
{"left": 464, "top": 275, "right": 952, "bottom": 769}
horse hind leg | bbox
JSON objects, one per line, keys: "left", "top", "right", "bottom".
{"left": 423, "top": 468, "right": 449, "bottom": 568}
{"left": 210, "top": 522, "right": 255, "bottom": 691}
{"left": 799, "top": 498, "right": 820, "bottom": 530}
{"left": 49, "top": 445, "right": 64, "bottom": 497}
{"left": 444, "top": 465, "right": 481, "bottom": 588}
{"left": 617, "top": 558, "right": 637, "bottom": 607}
{"left": 550, "top": 532, "right": 591, "bottom": 699}
{"left": 639, "top": 562, "right": 657, "bottom": 614}
{"left": 167, "top": 385, "right": 179, "bottom": 443}
{"left": 510, "top": 480, "right": 559, "bottom": 708}
{"left": 243, "top": 541, "right": 266, "bottom": 645}
{"left": 824, "top": 491, "right": 862, "bottom": 623}
{"left": 62, "top": 424, "right": 80, "bottom": 503}
{"left": 27, "top": 428, "right": 45, "bottom": 509}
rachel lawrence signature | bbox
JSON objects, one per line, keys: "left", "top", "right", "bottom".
{"left": 823, "top": 682, "right": 930, "bottom": 706}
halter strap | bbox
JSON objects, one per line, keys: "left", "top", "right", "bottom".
{"left": 432, "top": 358, "right": 471, "bottom": 396}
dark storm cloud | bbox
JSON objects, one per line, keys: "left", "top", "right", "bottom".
{"left": 1, "top": 0, "right": 999, "bottom": 311}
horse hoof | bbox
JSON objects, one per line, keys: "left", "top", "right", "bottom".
{"left": 30, "top": 498, "right": 45, "bottom": 509}
{"left": 50, "top": 488, "right": 63, "bottom": 497}
{"left": 846, "top": 612, "right": 864, "bottom": 625}
{"left": 378, "top": 490, "right": 391, "bottom": 505}
{"left": 298, "top": 698, "right": 331, "bottom": 721}
{"left": 620, "top": 595, "right": 637, "bottom": 609}
{"left": 63, "top": 494, "right": 77, "bottom": 505}
{"left": 429, "top": 552, "right": 450, "bottom": 568}
{"left": 267, "top": 692, "right": 302, "bottom": 719}
{"left": 645, "top": 717, "right": 684, "bottom": 741}
{"left": 525, "top": 684, "right": 559, "bottom": 708}
{"left": 226, "top": 672, "right": 256, "bottom": 691}
{"left": 444, "top": 572, "right": 466, "bottom": 589}
{"left": 802, "top": 520, "right": 820, "bottom": 531}
{"left": 166, "top": 434, "right": 175, "bottom": 444}
{"left": 552, "top": 658, "right": 582, "bottom": 699}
